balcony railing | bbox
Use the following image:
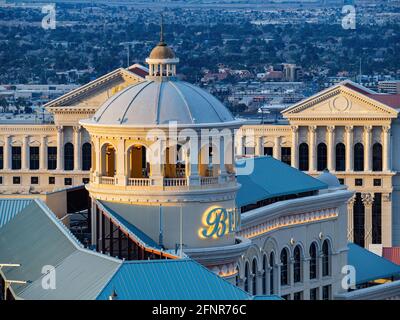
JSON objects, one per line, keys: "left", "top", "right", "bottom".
{"left": 128, "top": 178, "right": 151, "bottom": 187}
{"left": 200, "top": 176, "right": 219, "bottom": 185}
{"left": 163, "top": 178, "right": 187, "bottom": 187}
{"left": 100, "top": 176, "right": 115, "bottom": 185}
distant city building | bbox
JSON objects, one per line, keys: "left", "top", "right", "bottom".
{"left": 378, "top": 81, "right": 400, "bottom": 94}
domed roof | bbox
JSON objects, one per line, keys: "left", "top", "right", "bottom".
{"left": 90, "top": 80, "right": 237, "bottom": 126}
{"left": 149, "top": 42, "right": 175, "bottom": 60}
{"left": 316, "top": 169, "right": 341, "bottom": 188}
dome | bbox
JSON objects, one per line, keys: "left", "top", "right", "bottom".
{"left": 316, "top": 169, "right": 341, "bottom": 188}
{"left": 149, "top": 42, "right": 176, "bottom": 60}
{"left": 90, "top": 80, "right": 237, "bottom": 126}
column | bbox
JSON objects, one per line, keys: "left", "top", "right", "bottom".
{"left": 291, "top": 125, "right": 299, "bottom": 169}
{"left": 93, "top": 136, "right": 101, "bottom": 183}
{"left": 219, "top": 136, "right": 227, "bottom": 180}
{"left": 289, "top": 258, "right": 294, "bottom": 287}
{"left": 150, "top": 138, "right": 164, "bottom": 186}
{"left": 364, "top": 125, "right": 372, "bottom": 171}
{"left": 255, "top": 136, "right": 263, "bottom": 156}
{"left": 273, "top": 136, "right": 281, "bottom": 160}
{"left": 3, "top": 135, "right": 10, "bottom": 170}
{"left": 22, "top": 135, "right": 29, "bottom": 170}
{"left": 73, "top": 126, "right": 82, "bottom": 171}
{"left": 382, "top": 193, "right": 392, "bottom": 247}
{"left": 188, "top": 137, "right": 200, "bottom": 185}
{"left": 308, "top": 126, "right": 317, "bottom": 172}
{"left": 236, "top": 134, "right": 244, "bottom": 157}
{"left": 382, "top": 126, "right": 391, "bottom": 172}
{"left": 276, "top": 264, "right": 281, "bottom": 296}
{"left": 116, "top": 138, "right": 126, "bottom": 186}
{"left": 347, "top": 194, "right": 356, "bottom": 242}
{"left": 327, "top": 126, "right": 335, "bottom": 171}
{"left": 345, "top": 126, "right": 353, "bottom": 171}
{"left": 362, "top": 192, "right": 374, "bottom": 249}
{"left": 40, "top": 136, "right": 47, "bottom": 170}
{"left": 56, "top": 126, "right": 64, "bottom": 171}
{"left": 303, "top": 258, "right": 311, "bottom": 300}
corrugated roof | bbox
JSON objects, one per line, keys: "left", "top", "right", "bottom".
{"left": 236, "top": 156, "right": 327, "bottom": 207}
{"left": 97, "top": 259, "right": 250, "bottom": 300}
{"left": 348, "top": 243, "right": 400, "bottom": 284}
{"left": 0, "top": 199, "right": 33, "bottom": 228}
{"left": 0, "top": 199, "right": 121, "bottom": 299}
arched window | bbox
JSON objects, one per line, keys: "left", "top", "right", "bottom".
{"left": 244, "top": 262, "right": 250, "bottom": 293}
{"left": 322, "top": 240, "right": 331, "bottom": 277}
{"left": 0, "top": 146, "right": 3, "bottom": 169}
{"left": 317, "top": 143, "right": 327, "bottom": 171}
{"left": 29, "top": 146, "right": 39, "bottom": 170}
{"left": 269, "top": 252, "right": 275, "bottom": 294}
{"left": 262, "top": 255, "right": 267, "bottom": 295}
{"left": 64, "top": 143, "right": 74, "bottom": 171}
{"left": 102, "top": 143, "right": 116, "bottom": 177}
{"left": 252, "top": 258, "right": 257, "bottom": 295}
{"left": 129, "top": 145, "right": 148, "bottom": 178}
{"left": 354, "top": 143, "right": 364, "bottom": 171}
{"left": 353, "top": 192, "right": 365, "bottom": 247}
{"left": 82, "top": 143, "right": 92, "bottom": 171}
{"left": 280, "top": 248, "right": 289, "bottom": 286}
{"left": 11, "top": 146, "right": 21, "bottom": 170}
{"left": 293, "top": 245, "right": 302, "bottom": 283}
{"left": 309, "top": 242, "right": 317, "bottom": 280}
{"left": 372, "top": 143, "right": 382, "bottom": 172}
{"left": 335, "top": 143, "right": 346, "bottom": 171}
{"left": 298, "top": 143, "right": 309, "bottom": 171}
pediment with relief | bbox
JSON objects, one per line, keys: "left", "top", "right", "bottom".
{"left": 283, "top": 85, "right": 398, "bottom": 119}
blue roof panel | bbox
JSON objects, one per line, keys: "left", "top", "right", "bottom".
{"left": 236, "top": 156, "right": 327, "bottom": 207}
{"left": 0, "top": 199, "right": 33, "bottom": 228}
{"left": 348, "top": 243, "right": 400, "bottom": 284}
{"left": 97, "top": 259, "right": 250, "bottom": 300}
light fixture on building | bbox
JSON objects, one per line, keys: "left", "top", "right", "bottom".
{"left": 290, "top": 238, "right": 295, "bottom": 246}
{"left": 319, "top": 232, "right": 324, "bottom": 240}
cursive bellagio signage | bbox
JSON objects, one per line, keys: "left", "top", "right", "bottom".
{"left": 199, "top": 206, "right": 240, "bottom": 239}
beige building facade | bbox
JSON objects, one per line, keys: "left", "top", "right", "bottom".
{"left": 239, "top": 80, "right": 400, "bottom": 248}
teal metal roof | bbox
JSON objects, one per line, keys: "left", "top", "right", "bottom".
{"left": 98, "top": 200, "right": 162, "bottom": 250}
{"left": 236, "top": 156, "right": 327, "bottom": 207}
{"left": 0, "top": 199, "right": 121, "bottom": 300}
{"left": 0, "top": 199, "right": 33, "bottom": 228}
{"left": 252, "top": 295, "right": 283, "bottom": 300}
{"left": 348, "top": 243, "right": 400, "bottom": 284}
{"left": 97, "top": 259, "right": 250, "bottom": 300}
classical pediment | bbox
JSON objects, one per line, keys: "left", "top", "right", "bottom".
{"left": 44, "top": 67, "right": 147, "bottom": 110}
{"left": 283, "top": 81, "right": 398, "bottom": 119}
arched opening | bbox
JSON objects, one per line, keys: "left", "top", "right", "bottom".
{"left": 64, "top": 142, "right": 74, "bottom": 171}
{"left": 101, "top": 143, "right": 116, "bottom": 177}
{"left": 164, "top": 144, "right": 186, "bottom": 178}
{"left": 354, "top": 143, "right": 364, "bottom": 171}
{"left": 372, "top": 143, "right": 382, "bottom": 172}
{"left": 262, "top": 255, "right": 267, "bottom": 295}
{"left": 128, "top": 145, "right": 149, "bottom": 178}
{"left": 244, "top": 262, "right": 250, "bottom": 293}
{"left": 269, "top": 252, "right": 275, "bottom": 294}
{"left": 335, "top": 143, "right": 346, "bottom": 171}
{"left": 251, "top": 258, "right": 257, "bottom": 295}
{"left": 317, "top": 143, "right": 327, "bottom": 171}
{"left": 82, "top": 142, "right": 92, "bottom": 171}
{"left": 199, "top": 144, "right": 218, "bottom": 177}
{"left": 309, "top": 242, "right": 318, "bottom": 280}
{"left": 280, "top": 248, "right": 289, "bottom": 286}
{"left": 293, "top": 245, "right": 302, "bottom": 283}
{"left": 298, "top": 143, "right": 309, "bottom": 171}
{"left": 322, "top": 240, "right": 331, "bottom": 277}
